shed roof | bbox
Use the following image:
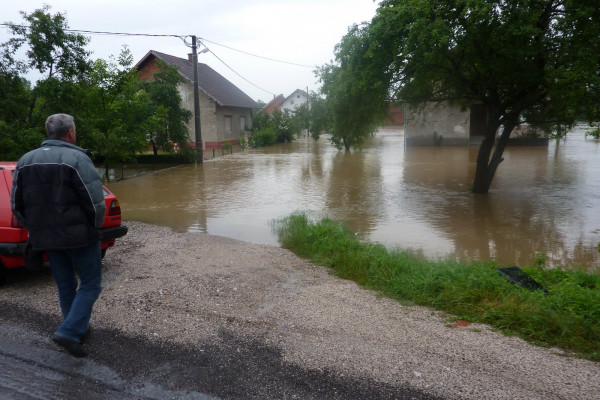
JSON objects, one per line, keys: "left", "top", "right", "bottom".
{"left": 135, "top": 50, "right": 259, "bottom": 109}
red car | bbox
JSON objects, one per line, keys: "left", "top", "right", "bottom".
{"left": 0, "top": 161, "right": 127, "bottom": 272}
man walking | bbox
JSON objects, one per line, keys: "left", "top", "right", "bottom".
{"left": 11, "top": 113, "right": 105, "bottom": 357}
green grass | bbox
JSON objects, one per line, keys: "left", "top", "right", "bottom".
{"left": 274, "top": 213, "right": 600, "bottom": 361}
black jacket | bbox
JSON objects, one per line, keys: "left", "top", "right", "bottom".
{"left": 10, "top": 139, "right": 105, "bottom": 251}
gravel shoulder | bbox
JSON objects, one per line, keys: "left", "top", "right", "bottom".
{"left": 1, "top": 221, "right": 599, "bottom": 399}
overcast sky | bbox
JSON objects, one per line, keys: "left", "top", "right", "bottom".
{"left": 1, "top": 0, "right": 381, "bottom": 103}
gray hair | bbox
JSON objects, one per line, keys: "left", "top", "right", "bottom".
{"left": 45, "top": 113, "right": 75, "bottom": 139}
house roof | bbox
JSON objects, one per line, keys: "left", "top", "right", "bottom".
{"left": 284, "top": 89, "right": 308, "bottom": 103}
{"left": 134, "top": 50, "right": 259, "bottom": 109}
{"left": 262, "top": 94, "right": 285, "bottom": 113}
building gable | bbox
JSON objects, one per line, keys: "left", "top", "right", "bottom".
{"left": 134, "top": 50, "right": 259, "bottom": 109}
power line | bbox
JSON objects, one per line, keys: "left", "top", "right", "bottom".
{"left": 1, "top": 23, "right": 313, "bottom": 68}
{"left": 0, "top": 23, "right": 184, "bottom": 39}
{"left": 180, "top": 35, "right": 275, "bottom": 96}
{"left": 1, "top": 24, "right": 300, "bottom": 96}
{"left": 200, "top": 38, "right": 314, "bottom": 68}
{"left": 201, "top": 44, "right": 277, "bottom": 97}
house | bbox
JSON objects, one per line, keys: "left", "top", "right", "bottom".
{"left": 262, "top": 94, "right": 285, "bottom": 114}
{"left": 281, "top": 89, "right": 308, "bottom": 113}
{"left": 404, "top": 101, "right": 548, "bottom": 146}
{"left": 135, "top": 50, "right": 259, "bottom": 149}
{"left": 404, "top": 101, "right": 476, "bottom": 145}
{"left": 262, "top": 89, "right": 308, "bottom": 114}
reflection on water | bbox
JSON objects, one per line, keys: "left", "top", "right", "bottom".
{"left": 107, "top": 126, "right": 600, "bottom": 271}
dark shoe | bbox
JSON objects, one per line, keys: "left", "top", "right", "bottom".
{"left": 52, "top": 333, "right": 88, "bottom": 358}
{"left": 80, "top": 327, "right": 91, "bottom": 344}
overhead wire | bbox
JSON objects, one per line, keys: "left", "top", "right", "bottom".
{"left": 198, "top": 41, "right": 277, "bottom": 97}
{"left": 1, "top": 23, "right": 309, "bottom": 96}
{"left": 200, "top": 37, "right": 314, "bottom": 68}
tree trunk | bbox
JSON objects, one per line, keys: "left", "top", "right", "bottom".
{"left": 343, "top": 137, "right": 350, "bottom": 152}
{"left": 153, "top": 144, "right": 158, "bottom": 157}
{"left": 472, "top": 120, "right": 517, "bottom": 194}
{"left": 104, "top": 162, "right": 110, "bottom": 183}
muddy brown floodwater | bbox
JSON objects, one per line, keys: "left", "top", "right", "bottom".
{"left": 107, "top": 125, "right": 600, "bottom": 271}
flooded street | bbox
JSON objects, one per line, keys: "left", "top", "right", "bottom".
{"left": 107, "top": 125, "right": 600, "bottom": 271}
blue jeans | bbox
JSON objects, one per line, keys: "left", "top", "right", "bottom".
{"left": 47, "top": 242, "right": 102, "bottom": 343}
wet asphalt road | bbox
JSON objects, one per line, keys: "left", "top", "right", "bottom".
{"left": 0, "top": 301, "right": 444, "bottom": 400}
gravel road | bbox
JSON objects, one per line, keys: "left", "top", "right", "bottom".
{"left": 1, "top": 221, "right": 598, "bottom": 399}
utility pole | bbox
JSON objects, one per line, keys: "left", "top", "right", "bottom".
{"left": 192, "top": 35, "right": 203, "bottom": 163}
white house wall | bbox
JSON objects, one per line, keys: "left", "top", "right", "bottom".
{"left": 281, "top": 91, "right": 308, "bottom": 113}
{"left": 404, "top": 101, "right": 471, "bottom": 145}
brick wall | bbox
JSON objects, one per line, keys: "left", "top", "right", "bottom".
{"left": 138, "top": 57, "right": 160, "bottom": 81}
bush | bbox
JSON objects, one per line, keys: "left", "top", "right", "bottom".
{"left": 251, "top": 126, "right": 277, "bottom": 147}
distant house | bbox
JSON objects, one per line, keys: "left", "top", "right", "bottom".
{"left": 262, "top": 94, "right": 285, "bottom": 114}
{"left": 263, "top": 89, "right": 308, "bottom": 114}
{"left": 135, "top": 50, "right": 259, "bottom": 149}
{"left": 404, "top": 101, "right": 547, "bottom": 146}
{"left": 281, "top": 89, "right": 308, "bottom": 113}
{"left": 403, "top": 101, "right": 487, "bottom": 146}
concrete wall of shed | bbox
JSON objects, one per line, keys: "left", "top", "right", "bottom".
{"left": 404, "top": 102, "right": 471, "bottom": 146}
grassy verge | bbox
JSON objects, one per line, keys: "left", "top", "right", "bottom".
{"left": 274, "top": 213, "right": 600, "bottom": 361}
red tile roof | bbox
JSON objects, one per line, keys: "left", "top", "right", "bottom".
{"left": 262, "top": 94, "right": 285, "bottom": 113}
{"left": 135, "top": 50, "right": 259, "bottom": 109}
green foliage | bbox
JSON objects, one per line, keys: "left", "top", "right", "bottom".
{"left": 586, "top": 128, "right": 600, "bottom": 140}
{"left": 7, "top": 5, "right": 91, "bottom": 80}
{"left": 238, "top": 135, "right": 249, "bottom": 150}
{"left": 317, "top": 23, "right": 388, "bottom": 151}
{"left": 305, "top": 94, "right": 331, "bottom": 140}
{"left": 251, "top": 126, "right": 277, "bottom": 147}
{"left": 250, "top": 109, "right": 302, "bottom": 147}
{"left": 0, "top": 74, "right": 43, "bottom": 160}
{"left": 140, "top": 60, "right": 192, "bottom": 156}
{"left": 221, "top": 140, "right": 232, "bottom": 150}
{"left": 275, "top": 213, "right": 600, "bottom": 360}
{"left": 1, "top": 7, "right": 191, "bottom": 171}
{"left": 0, "top": 5, "right": 92, "bottom": 159}
{"left": 251, "top": 109, "right": 272, "bottom": 131}
{"left": 75, "top": 51, "right": 151, "bottom": 180}
{"left": 271, "top": 109, "right": 296, "bottom": 143}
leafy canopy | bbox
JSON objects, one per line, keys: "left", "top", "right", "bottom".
{"left": 317, "top": 23, "right": 389, "bottom": 151}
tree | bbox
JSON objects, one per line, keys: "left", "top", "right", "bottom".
{"left": 317, "top": 23, "right": 389, "bottom": 151}
{"left": 271, "top": 109, "right": 296, "bottom": 143}
{"left": 354, "top": 0, "right": 600, "bottom": 193}
{"left": 305, "top": 92, "right": 332, "bottom": 141}
{"left": 6, "top": 5, "right": 91, "bottom": 122}
{"left": 0, "top": 6, "right": 91, "bottom": 159}
{"left": 81, "top": 53, "right": 151, "bottom": 180}
{"left": 141, "top": 60, "right": 192, "bottom": 156}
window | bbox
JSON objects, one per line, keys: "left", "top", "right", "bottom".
{"left": 224, "top": 115, "right": 232, "bottom": 132}
{"left": 240, "top": 116, "right": 246, "bottom": 131}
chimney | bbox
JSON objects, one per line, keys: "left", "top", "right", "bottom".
{"left": 188, "top": 53, "right": 193, "bottom": 63}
